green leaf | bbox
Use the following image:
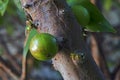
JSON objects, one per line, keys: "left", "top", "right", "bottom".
{"left": 85, "top": 20, "right": 116, "bottom": 32}
{"left": 23, "top": 28, "right": 38, "bottom": 57}
{"left": 80, "top": 1, "right": 116, "bottom": 32}
{"left": 0, "top": 0, "right": 9, "bottom": 16}
{"left": 13, "top": 0, "right": 23, "bottom": 11}
{"left": 67, "top": 0, "right": 116, "bottom": 32}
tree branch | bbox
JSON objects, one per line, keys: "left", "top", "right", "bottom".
{"left": 0, "top": 69, "right": 8, "bottom": 80}
{"left": 20, "top": 57, "right": 27, "bottom": 80}
{"left": 0, "top": 61, "right": 19, "bottom": 80}
{"left": 112, "top": 63, "right": 120, "bottom": 80}
{"left": 0, "top": 34, "right": 21, "bottom": 73}
{"left": 20, "top": 0, "right": 105, "bottom": 80}
{"left": 90, "top": 34, "right": 111, "bottom": 80}
{"left": 53, "top": 52, "right": 80, "bottom": 80}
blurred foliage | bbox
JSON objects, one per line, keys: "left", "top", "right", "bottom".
{"left": 0, "top": 0, "right": 120, "bottom": 80}
{"left": 0, "top": 0, "right": 25, "bottom": 35}
{"left": 103, "top": 0, "right": 112, "bottom": 11}
{"left": 102, "top": 0, "right": 120, "bottom": 11}
{"left": 0, "top": 46, "right": 4, "bottom": 56}
{"left": 13, "top": 0, "right": 23, "bottom": 11}
{"left": 0, "top": 0, "right": 9, "bottom": 16}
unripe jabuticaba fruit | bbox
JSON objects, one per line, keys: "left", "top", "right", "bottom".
{"left": 29, "top": 33, "right": 58, "bottom": 61}
{"left": 71, "top": 5, "right": 90, "bottom": 26}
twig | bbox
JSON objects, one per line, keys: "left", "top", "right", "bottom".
{"left": 20, "top": 57, "right": 27, "bottom": 80}
{"left": 91, "top": 34, "right": 111, "bottom": 80}
{"left": 90, "top": 35, "right": 100, "bottom": 66}
{"left": 20, "top": 34, "right": 29, "bottom": 80}
{"left": 0, "top": 62, "right": 19, "bottom": 80}
{"left": 0, "top": 56, "right": 20, "bottom": 76}
{"left": 0, "top": 69, "right": 8, "bottom": 80}
{"left": 111, "top": 63, "right": 120, "bottom": 80}
{"left": 114, "top": 67, "right": 120, "bottom": 80}
{"left": 0, "top": 34, "right": 21, "bottom": 73}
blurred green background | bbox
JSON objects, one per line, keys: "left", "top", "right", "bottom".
{"left": 0, "top": 0, "right": 120, "bottom": 80}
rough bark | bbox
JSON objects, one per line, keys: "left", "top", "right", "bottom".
{"left": 20, "top": 0, "right": 105, "bottom": 80}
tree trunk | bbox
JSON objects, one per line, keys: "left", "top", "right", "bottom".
{"left": 20, "top": 0, "right": 105, "bottom": 80}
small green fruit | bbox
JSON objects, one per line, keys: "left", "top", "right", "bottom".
{"left": 71, "top": 5, "right": 90, "bottom": 26}
{"left": 29, "top": 33, "right": 58, "bottom": 61}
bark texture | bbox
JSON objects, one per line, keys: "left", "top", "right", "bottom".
{"left": 20, "top": 0, "right": 105, "bottom": 80}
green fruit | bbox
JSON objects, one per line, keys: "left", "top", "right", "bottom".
{"left": 66, "top": 0, "right": 89, "bottom": 7}
{"left": 67, "top": 0, "right": 116, "bottom": 32}
{"left": 71, "top": 5, "right": 90, "bottom": 26}
{"left": 29, "top": 33, "right": 58, "bottom": 61}
{"left": 77, "top": 0, "right": 116, "bottom": 32}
